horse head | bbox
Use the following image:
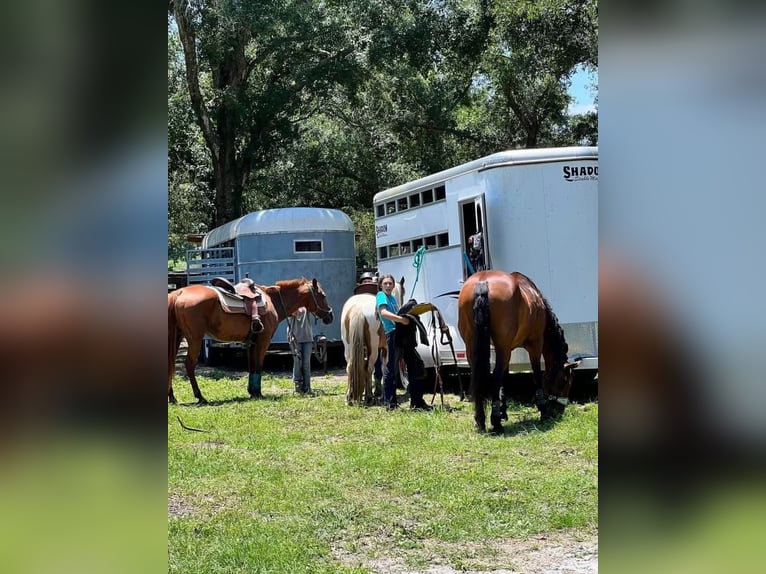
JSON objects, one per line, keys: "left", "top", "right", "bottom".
{"left": 541, "top": 359, "right": 581, "bottom": 420}
{"left": 394, "top": 276, "right": 406, "bottom": 307}
{"left": 306, "top": 278, "right": 334, "bottom": 325}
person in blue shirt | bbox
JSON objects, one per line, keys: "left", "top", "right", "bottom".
{"left": 376, "top": 274, "right": 410, "bottom": 409}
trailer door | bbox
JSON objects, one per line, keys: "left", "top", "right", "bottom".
{"left": 460, "top": 194, "right": 490, "bottom": 278}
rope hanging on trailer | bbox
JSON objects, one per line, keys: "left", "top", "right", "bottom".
{"left": 409, "top": 246, "right": 427, "bottom": 300}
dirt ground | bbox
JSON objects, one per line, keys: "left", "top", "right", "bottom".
{"left": 333, "top": 529, "right": 598, "bottom": 574}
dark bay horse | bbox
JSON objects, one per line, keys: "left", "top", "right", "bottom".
{"left": 168, "top": 278, "right": 333, "bottom": 404}
{"left": 457, "top": 270, "right": 579, "bottom": 432}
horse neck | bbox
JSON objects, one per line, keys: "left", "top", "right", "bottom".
{"left": 273, "top": 283, "right": 309, "bottom": 320}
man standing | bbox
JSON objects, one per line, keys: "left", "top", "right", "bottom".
{"left": 287, "top": 306, "right": 314, "bottom": 394}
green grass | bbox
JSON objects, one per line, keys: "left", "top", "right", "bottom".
{"left": 168, "top": 370, "right": 598, "bottom": 573}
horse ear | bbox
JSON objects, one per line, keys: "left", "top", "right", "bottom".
{"left": 399, "top": 276, "right": 405, "bottom": 288}
{"left": 312, "top": 278, "right": 318, "bottom": 289}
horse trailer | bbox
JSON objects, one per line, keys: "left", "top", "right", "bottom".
{"left": 373, "top": 147, "right": 598, "bottom": 377}
{"left": 186, "top": 207, "right": 356, "bottom": 357}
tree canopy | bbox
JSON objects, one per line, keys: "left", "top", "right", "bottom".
{"left": 168, "top": 0, "right": 597, "bottom": 267}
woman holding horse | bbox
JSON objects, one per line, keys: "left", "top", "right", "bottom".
{"left": 457, "top": 270, "right": 579, "bottom": 432}
{"left": 376, "top": 274, "right": 411, "bottom": 410}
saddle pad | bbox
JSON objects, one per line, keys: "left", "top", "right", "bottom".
{"left": 208, "top": 286, "right": 265, "bottom": 314}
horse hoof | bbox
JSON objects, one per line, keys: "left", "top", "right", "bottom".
{"left": 250, "top": 392, "right": 263, "bottom": 399}
{"left": 197, "top": 398, "right": 208, "bottom": 405}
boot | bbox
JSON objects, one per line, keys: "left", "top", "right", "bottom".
{"left": 251, "top": 316, "right": 264, "bottom": 334}
{"left": 248, "top": 373, "right": 263, "bottom": 398}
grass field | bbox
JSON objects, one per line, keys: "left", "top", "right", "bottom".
{"left": 168, "top": 368, "right": 598, "bottom": 573}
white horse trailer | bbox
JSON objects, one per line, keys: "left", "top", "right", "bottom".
{"left": 186, "top": 207, "right": 356, "bottom": 359}
{"left": 373, "top": 147, "right": 598, "bottom": 376}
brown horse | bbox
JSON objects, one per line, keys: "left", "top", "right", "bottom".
{"left": 168, "top": 278, "right": 333, "bottom": 404}
{"left": 457, "top": 270, "right": 579, "bottom": 432}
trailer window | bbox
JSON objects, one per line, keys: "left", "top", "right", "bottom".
{"left": 425, "top": 235, "right": 437, "bottom": 248}
{"left": 437, "top": 232, "right": 449, "bottom": 247}
{"left": 399, "top": 242, "right": 411, "bottom": 255}
{"left": 397, "top": 197, "right": 408, "bottom": 212}
{"left": 295, "top": 240, "right": 323, "bottom": 253}
{"left": 378, "top": 246, "right": 388, "bottom": 260}
{"left": 435, "top": 185, "right": 446, "bottom": 201}
{"left": 386, "top": 201, "right": 396, "bottom": 214}
{"left": 376, "top": 204, "right": 385, "bottom": 217}
{"left": 389, "top": 244, "right": 400, "bottom": 257}
{"left": 412, "top": 237, "right": 423, "bottom": 250}
{"left": 409, "top": 193, "right": 420, "bottom": 207}
{"left": 422, "top": 189, "right": 433, "bottom": 204}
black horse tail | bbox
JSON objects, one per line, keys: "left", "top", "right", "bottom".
{"left": 472, "top": 281, "right": 491, "bottom": 403}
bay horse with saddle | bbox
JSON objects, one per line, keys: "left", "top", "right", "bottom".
{"left": 457, "top": 270, "right": 580, "bottom": 432}
{"left": 168, "top": 276, "right": 333, "bottom": 404}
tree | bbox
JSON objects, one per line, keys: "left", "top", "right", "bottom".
{"left": 480, "top": 0, "right": 597, "bottom": 148}
{"left": 169, "top": 0, "right": 365, "bottom": 227}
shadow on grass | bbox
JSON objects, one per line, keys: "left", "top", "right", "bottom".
{"left": 496, "top": 416, "right": 558, "bottom": 436}
{"left": 174, "top": 394, "right": 289, "bottom": 407}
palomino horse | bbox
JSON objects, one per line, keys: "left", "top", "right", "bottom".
{"left": 168, "top": 278, "right": 333, "bottom": 404}
{"left": 341, "top": 277, "right": 404, "bottom": 406}
{"left": 457, "top": 270, "right": 579, "bottom": 432}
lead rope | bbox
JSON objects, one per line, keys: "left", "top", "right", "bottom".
{"left": 428, "top": 309, "right": 445, "bottom": 407}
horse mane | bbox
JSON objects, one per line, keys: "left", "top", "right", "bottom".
{"left": 274, "top": 277, "right": 308, "bottom": 289}
{"left": 260, "top": 278, "right": 309, "bottom": 296}
{"left": 542, "top": 296, "right": 569, "bottom": 371}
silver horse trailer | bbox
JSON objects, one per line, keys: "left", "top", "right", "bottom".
{"left": 186, "top": 207, "right": 356, "bottom": 356}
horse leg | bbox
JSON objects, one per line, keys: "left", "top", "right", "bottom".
{"left": 184, "top": 337, "right": 207, "bottom": 405}
{"left": 373, "top": 348, "right": 384, "bottom": 400}
{"left": 168, "top": 297, "right": 182, "bottom": 404}
{"left": 489, "top": 349, "right": 508, "bottom": 432}
{"left": 247, "top": 342, "right": 265, "bottom": 398}
{"left": 527, "top": 347, "right": 545, "bottom": 413}
{"left": 168, "top": 332, "right": 181, "bottom": 404}
{"left": 474, "top": 391, "right": 487, "bottom": 433}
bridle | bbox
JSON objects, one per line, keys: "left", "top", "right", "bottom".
{"left": 542, "top": 364, "right": 570, "bottom": 406}
{"left": 273, "top": 281, "right": 333, "bottom": 321}
{"left": 307, "top": 282, "right": 333, "bottom": 320}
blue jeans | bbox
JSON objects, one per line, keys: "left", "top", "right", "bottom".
{"left": 292, "top": 341, "right": 313, "bottom": 392}
{"left": 383, "top": 331, "right": 400, "bottom": 405}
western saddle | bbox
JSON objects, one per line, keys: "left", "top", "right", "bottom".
{"left": 210, "top": 277, "right": 265, "bottom": 335}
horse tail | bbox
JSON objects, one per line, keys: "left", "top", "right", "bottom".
{"left": 472, "top": 281, "right": 491, "bottom": 404}
{"left": 168, "top": 290, "right": 183, "bottom": 396}
{"left": 347, "top": 310, "right": 367, "bottom": 404}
